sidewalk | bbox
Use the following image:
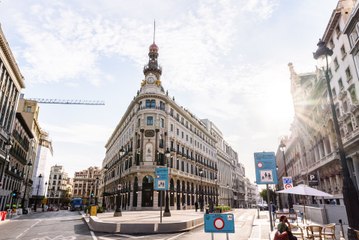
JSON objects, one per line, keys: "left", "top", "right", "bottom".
{"left": 268, "top": 216, "right": 347, "bottom": 240}
{"left": 84, "top": 209, "right": 206, "bottom": 234}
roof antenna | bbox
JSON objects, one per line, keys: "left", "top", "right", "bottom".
{"left": 153, "top": 19, "right": 156, "bottom": 43}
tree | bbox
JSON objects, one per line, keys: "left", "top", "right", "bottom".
{"left": 259, "top": 188, "right": 276, "bottom": 204}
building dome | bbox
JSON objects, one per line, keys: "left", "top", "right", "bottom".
{"left": 149, "top": 43, "right": 158, "bottom": 52}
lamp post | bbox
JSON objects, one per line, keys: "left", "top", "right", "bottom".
{"left": 163, "top": 148, "right": 171, "bottom": 217}
{"left": 279, "top": 142, "right": 293, "bottom": 210}
{"left": 114, "top": 147, "right": 125, "bottom": 217}
{"left": 102, "top": 166, "right": 108, "bottom": 211}
{"left": 34, "top": 174, "right": 42, "bottom": 212}
{"left": 95, "top": 177, "right": 99, "bottom": 205}
{"left": 314, "top": 39, "right": 359, "bottom": 239}
{"left": 199, "top": 169, "right": 204, "bottom": 212}
{"left": 21, "top": 161, "right": 32, "bottom": 213}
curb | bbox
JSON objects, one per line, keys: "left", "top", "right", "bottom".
{"left": 83, "top": 213, "right": 204, "bottom": 234}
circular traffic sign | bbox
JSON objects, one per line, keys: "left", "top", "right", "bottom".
{"left": 257, "top": 162, "right": 263, "bottom": 168}
{"left": 214, "top": 218, "right": 225, "bottom": 230}
{"left": 284, "top": 184, "right": 293, "bottom": 189}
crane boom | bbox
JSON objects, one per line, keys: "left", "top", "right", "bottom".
{"left": 28, "top": 98, "right": 105, "bottom": 105}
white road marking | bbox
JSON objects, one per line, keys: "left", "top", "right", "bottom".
{"left": 16, "top": 220, "right": 42, "bottom": 239}
{"left": 166, "top": 232, "right": 186, "bottom": 240}
{"left": 91, "top": 231, "right": 98, "bottom": 240}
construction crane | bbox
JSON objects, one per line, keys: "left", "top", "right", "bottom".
{"left": 28, "top": 98, "right": 105, "bottom": 106}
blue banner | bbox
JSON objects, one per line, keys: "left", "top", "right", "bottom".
{"left": 254, "top": 152, "right": 278, "bottom": 185}
{"left": 154, "top": 167, "right": 168, "bottom": 190}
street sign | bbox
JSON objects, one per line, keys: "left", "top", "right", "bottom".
{"left": 204, "top": 213, "right": 235, "bottom": 233}
{"left": 308, "top": 173, "right": 319, "bottom": 186}
{"left": 154, "top": 167, "right": 168, "bottom": 190}
{"left": 254, "top": 152, "right": 278, "bottom": 185}
{"left": 283, "top": 177, "right": 293, "bottom": 189}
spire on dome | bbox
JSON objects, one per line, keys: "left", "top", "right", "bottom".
{"left": 143, "top": 20, "right": 162, "bottom": 76}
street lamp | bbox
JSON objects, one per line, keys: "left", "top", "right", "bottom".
{"left": 114, "top": 147, "right": 125, "bottom": 217}
{"left": 34, "top": 174, "right": 42, "bottom": 212}
{"left": 199, "top": 169, "right": 204, "bottom": 212}
{"left": 102, "top": 165, "right": 108, "bottom": 211}
{"left": 314, "top": 39, "right": 359, "bottom": 239}
{"left": 279, "top": 142, "right": 293, "bottom": 210}
{"left": 95, "top": 177, "right": 99, "bottom": 205}
{"left": 21, "top": 161, "right": 32, "bottom": 214}
{"left": 163, "top": 148, "right": 171, "bottom": 217}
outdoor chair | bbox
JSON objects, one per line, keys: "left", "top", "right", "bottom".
{"left": 291, "top": 224, "right": 305, "bottom": 240}
{"left": 306, "top": 225, "right": 324, "bottom": 240}
{"left": 321, "top": 223, "right": 336, "bottom": 240}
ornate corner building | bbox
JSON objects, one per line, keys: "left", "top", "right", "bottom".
{"left": 100, "top": 40, "right": 247, "bottom": 211}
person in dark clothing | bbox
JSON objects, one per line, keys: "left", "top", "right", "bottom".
{"left": 195, "top": 201, "right": 198, "bottom": 212}
{"left": 277, "top": 216, "right": 297, "bottom": 240}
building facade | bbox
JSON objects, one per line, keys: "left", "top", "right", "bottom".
{"left": 100, "top": 40, "right": 247, "bottom": 212}
{"left": 276, "top": 0, "right": 359, "bottom": 208}
{"left": 72, "top": 167, "right": 101, "bottom": 205}
{"left": 47, "top": 165, "right": 70, "bottom": 206}
{"left": 0, "top": 25, "right": 25, "bottom": 211}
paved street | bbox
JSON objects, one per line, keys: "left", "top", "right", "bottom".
{"left": 0, "top": 210, "right": 92, "bottom": 240}
{"left": 0, "top": 209, "right": 273, "bottom": 240}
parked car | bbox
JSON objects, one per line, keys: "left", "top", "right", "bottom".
{"left": 257, "top": 203, "right": 268, "bottom": 211}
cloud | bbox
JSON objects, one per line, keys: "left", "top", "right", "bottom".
{"left": 6, "top": 0, "right": 278, "bottom": 87}
{"left": 43, "top": 123, "right": 112, "bottom": 145}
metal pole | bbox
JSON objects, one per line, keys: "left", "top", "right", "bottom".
{"left": 314, "top": 40, "right": 359, "bottom": 239}
{"left": 160, "top": 190, "right": 163, "bottom": 223}
{"left": 267, "top": 184, "right": 273, "bottom": 231}
{"left": 200, "top": 171, "right": 204, "bottom": 212}
{"left": 21, "top": 163, "right": 31, "bottom": 213}
{"left": 281, "top": 147, "right": 293, "bottom": 210}
{"left": 323, "top": 55, "right": 359, "bottom": 239}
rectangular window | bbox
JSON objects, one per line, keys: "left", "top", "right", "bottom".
{"left": 145, "top": 100, "right": 151, "bottom": 108}
{"left": 159, "top": 101, "right": 165, "bottom": 110}
{"left": 170, "top": 124, "right": 173, "bottom": 131}
{"left": 181, "top": 132, "right": 184, "bottom": 138}
{"left": 177, "top": 128, "right": 179, "bottom": 135}
{"left": 160, "top": 118, "right": 164, "bottom": 128}
{"left": 341, "top": 45, "right": 347, "bottom": 59}
{"left": 329, "top": 38, "right": 334, "bottom": 49}
{"left": 151, "top": 100, "right": 156, "bottom": 108}
{"left": 26, "top": 106, "right": 32, "bottom": 112}
{"left": 338, "top": 79, "right": 344, "bottom": 89}
{"left": 147, "top": 116, "right": 154, "bottom": 125}
{"left": 333, "top": 57, "right": 339, "bottom": 70}
{"left": 335, "top": 24, "right": 341, "bottom": 38}
{"left": 345, "top": 67, "right": 353, "bottom": 81}
{"left": 137, "top": 119, "right": 140, "bottom": 127}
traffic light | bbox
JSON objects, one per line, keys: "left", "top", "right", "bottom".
{"left": 11, "top": 191, "right": 17, "bottom": 197}
{"left": 90, "top": 192, "right": 94, "bottom": 197}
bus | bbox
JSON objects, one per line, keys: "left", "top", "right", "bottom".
{"left": 70, "top": 198, "right": 83, "bottom": 211}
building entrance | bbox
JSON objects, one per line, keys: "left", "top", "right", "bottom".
{"left": 142, "top": 175, "right": 154, "bottom": 207}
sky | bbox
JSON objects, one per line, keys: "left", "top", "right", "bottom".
{"left": 0, "top": 0, "right": 339, "bottom": 182}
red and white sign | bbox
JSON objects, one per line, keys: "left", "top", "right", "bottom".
{"left": 257, "top": 162, "right": 263, "bottom": 168}
{"left": 284, "top": 183, "right": 293, "bottom": 189}
{"left": 214, "top": 218, "right": 225, "bottom": 230}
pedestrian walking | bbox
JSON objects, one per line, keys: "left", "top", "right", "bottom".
{"left": 195, "top": 201, "right": 198, "bottom": 212}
